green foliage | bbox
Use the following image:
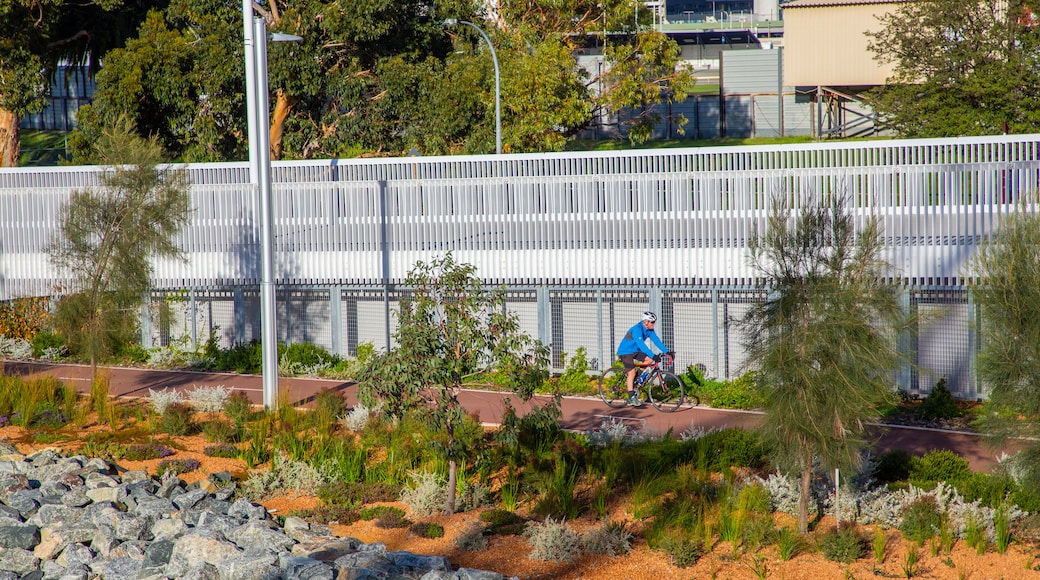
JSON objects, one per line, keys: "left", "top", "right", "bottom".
{"left": 359, "top": 505, "right": 411, "bottom": 529}
{"left": 866, "top": 0, "right": 1040, "bottom": 138}
{"left": 122, "top": 441, "right": 174, "bottom": 461}
{"left": 994, "top": 503, "right": 1013, "bottom": 554}
{"left": 776, "top": 526, "right": 802, "bottom": 561}
{"left": 692, "top": 428, "right": 767, "bottom": 472}
{"left": 971, "top": 208, "right": 1040, "bottom": 481}
{"left": 685, "top": 369, "right": 764, "bottom": 410}
{"left": 201, "top": 418, "right": 241, "bottom": 444}
{"left": 818, "top": 524, "right": 866, "bottom": 563}
{"left": 358, "top": 254, "right": 548, "bottom": 514}
{"left": 222, "top": 391, "right": 255, "bottom": 425}
{"left": 542, "top": 348, "right": 594, "bottom": 395}
{"left": 155, "top": 457, "right": 201, "bottom": 478}
{"left": 872, "top": 450, "right": 913, "bottom": 485}
{"left": 454, "top": 523, "right": 489, "bottom": 552}
{"left": 581, "top": 521, "right": 632, "bottom": 556}
{"left": 49, "top": 115, "right": 191, "bottom": 372}
{"left": 918, "top": 377, "right": 960, "bottom": 421}
{"left": 480, "top": 509, "right": 524, "bottom": 528}
{"left": 30, "top": 331, "right": 65, "bottom": 358}
{"left": 741, "top": 193, "right": 908, "bottom": 533}
{"left": 655, "top": 530, "right": 704, "bottom": 568}
{"left": 524, "top": 517, "right": 582, "bottom": 562}
{"left": 204, "top": 340, "right": 263, "bottom": 374}
{"left": 203, "top": 443, "right": 239, "bottom": 459}
{"left": 899, "top": 496, "right": 942, "bottom": 545}
{"left": 909, "top": 450, "right": 972, "bottom": 486}
{"left": 158, "top": 402, "right": 196, "bottom": 436}
{"left": 410, "top": 521, "right": 445, "bottom": 538}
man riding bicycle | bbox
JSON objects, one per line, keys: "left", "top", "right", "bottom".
{"left": 616, "top": 311, "right": 674, "bottom": 407}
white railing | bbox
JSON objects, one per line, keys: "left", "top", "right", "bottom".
{"left": 2, "top": 134, "right": 1038, "bottom": 299}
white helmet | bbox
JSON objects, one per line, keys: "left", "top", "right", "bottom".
{"left": 642, "top": 311, "right": 658, "bottom": 322}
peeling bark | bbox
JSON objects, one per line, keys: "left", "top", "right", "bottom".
{"left": 0, "top": 108, "right": 21, "bottom": 167}
{"left": 270, "top": 89, "right": 295, "bottom": 160}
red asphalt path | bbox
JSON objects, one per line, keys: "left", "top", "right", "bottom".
{"left": 1, "top": 360, "right": 1011, "bottom": 472}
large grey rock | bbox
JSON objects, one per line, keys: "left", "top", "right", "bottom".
{"left": 165, "top": 530, "right": 241, "bottom": 577}
{"left": 227, "top": 498, "right": 267, "bottom": 520}
{"left": 150, "top": 516, "right": 189, "bottom": 542}
{"left": 222, "top": 549, "right": 281, "bottom": 580}
{"left": 0, "top": 547, "right": 40, "bottom": 574}
{"left": 227, "top": 520, "right": 295, "bottom": 552}
{"left": 172, "top": 487, "right": 208, "bottom": 511}
{"left": 134, "top": 495, "right": 176, "bottom": 518}
{"left": 279, "top": 555, "right": 334, "bottom": 580}
{"left": 89, "top": 556, "right": 142, "bottom": 579}
{"left": 0, "top": 518, "right": 39, "bottom": 549}
{"left": 388, "top": 551, "right": 452, "bottom": 575}
{"left": 55, "top": 543, "right": 93, "bottom": 568}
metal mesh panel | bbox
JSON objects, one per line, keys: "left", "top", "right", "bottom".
{"left": 282, "top": 289, "right": 332, "bottom": 351}
{"left": 911, "top": 288, "right": 977, "bottom": 399}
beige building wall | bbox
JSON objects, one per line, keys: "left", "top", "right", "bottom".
{"left": 783, "top": 1, "right": 901, "bottom": 87}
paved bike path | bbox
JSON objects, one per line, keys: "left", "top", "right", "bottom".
{"left": 1, "top": 360, "right": 1010, "bottom": 472}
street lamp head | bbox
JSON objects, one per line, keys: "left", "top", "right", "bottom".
{"left": 442, "top": 18, "right": 459, "bottom": 27}
{"left": 269, "top": 32, "right": 303, "bottom": 42}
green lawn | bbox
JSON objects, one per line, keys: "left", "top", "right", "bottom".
{"left": 20, "top": 130, "right": 70, "bottom": 166}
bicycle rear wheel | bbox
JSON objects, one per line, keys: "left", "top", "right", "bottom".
{"left": 599, "top": 368, "right": 629, "bottom": 408}
{"left": 649, "top": 371, "right": 685, "bottom": 412}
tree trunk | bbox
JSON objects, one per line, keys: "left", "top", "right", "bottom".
{"left": 799, "top": 452, "right": 812, "bottom": 534}
{"left": 270, "top": 89, "right": 294, "bottom": 160}
{"left": 0, "top": 108, "right": 21, "bottom": 167}
{"left": 446, "top": 458, "right": 457, "bottom": 515}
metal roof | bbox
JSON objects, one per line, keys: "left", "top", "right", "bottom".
{"left": 781, "top": 0, "right": 908, "bottom": 8}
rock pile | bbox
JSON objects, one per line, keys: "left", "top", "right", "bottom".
{"left": 0, "top": 442, "right": 513, "bottom": 579}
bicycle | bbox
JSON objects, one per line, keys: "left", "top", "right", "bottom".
{"left": 598, "top": 353, "right": 697, "bottom": 412}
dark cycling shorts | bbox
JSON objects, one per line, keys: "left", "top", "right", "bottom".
{"left": 619, "top": 352, "right": 650, "bottom": 370}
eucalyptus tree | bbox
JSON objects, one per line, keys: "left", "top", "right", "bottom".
{"left": 0, "top": 0, "right": 158, "bottom": 166}
{"left": 49, "top": 115, "right": 192, "bottom": 378}
{"left": 357, "top": 254, "right": 549, "bottom": 514}
{"left": 741, "top": 193, "right": 910, "bottom": 534}
{"left": 970, "top": 205, "right": 1040, "bottom": 491}
{"left": 867, "top": 0, "right": 1040, "bottom": 137}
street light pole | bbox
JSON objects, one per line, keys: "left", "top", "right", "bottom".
{"left": 243, "top": 1, "right": 301, "bottom": 410}
{"left": 443, "top": 19, "right": 501, "bottom": 155}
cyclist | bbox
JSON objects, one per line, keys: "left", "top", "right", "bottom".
{"left": 616, "top": 311, "right": 674, "bottom": 407}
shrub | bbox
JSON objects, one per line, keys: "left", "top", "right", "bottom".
{"left": 155, "top": 458, "right": 202, "bottom": 478}
{"left": 30, "top": 331, "right": 65, "bottom": 358}
{"left": 187, "top": 385, "right": 231, "bottom": 412}
{"left": 311, "top": 387, "right": 346, "bottom": 431}
{"left": 401, "top": 472, "right": 447, "bottom": 518}
{"left": 317, "top": 481, "right": 399, "bottom": 507}
{"left": 688, "top": 370, "right": 764, "bottom": 410}
{"left": 241, "top": 455, "right": 326, "bottom": 500}
{"left": 289, "top": 505, "right": 360, "bottom": 525}
{"left": 339, "top": 404, "right": 372, "bottom": 432}
{"left": 159, "top": 402, "right": 197, "bottom": 435}
{"left": 147, "top": 388, "right": 182, "bottom": 415}
{"left": 123, "top": 442, "right": 175, "bottom": 461}
{"left": 410, "top": 521, "right": 445, "bottom": 538}
{"left": 899, "top": 495, "right": 942, "bottom": 545}
{"left": 656, "top": 531, "right": 704, "bottom": 568}
{"left": 776, "top": 526, "right": 801, "bottom": 561}
{"left": 818, "top": 524, "right": 866, "bottom": 563}
{"left": 918, "top": 377, "right": 960, "bottom": 421}
{"left": 909, "top": 450, "right": 972, "bottom": 485}
{"left": 375, "top": 511, "right": 411, "bottom": 529}
{"left": 207, "top": 340, "right": 263, "bottom": 374}
{"left": 454, "top": 523, "right": 489, "bottom": 552}
{"left": 873, "top": 449, "right": 914, "bottom": 484}
{"left": 581, "top": 521, "right": 632, "bottom": 556}
{"left": 524, "top": 517, "right": 582, "bottom": 562}
{"left": 360, "top": 505, "right": 407, "bottom": 521}
{"left": 693, "top": 428, "right": 767, "bottom": 472}
{"left": 203, "top": 443, "right": 239, "bottom": 458}
{"left": 543, "top": 348, "right": 594, "bottom": 395}
{"left": 279, "top": 342, "right": 339, "bottom": 376}
{"left": 201, "top": 418, "right": 241, "bottom": 444}
{"left": 480, "top": 509, "right": 526, "bottom": 535}
{"left": 223, "top": 391, "right": 254, "bottom": 425}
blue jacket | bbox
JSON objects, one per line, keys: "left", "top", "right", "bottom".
{"left": 616, "top": 321, "right": 667, "bottom": 357}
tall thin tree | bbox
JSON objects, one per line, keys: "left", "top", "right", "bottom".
{"left": 48, "top": 115, "right": 191, "bottom": 378}
{"left": 741, "top": 192, "right": 910, "bottom": 534}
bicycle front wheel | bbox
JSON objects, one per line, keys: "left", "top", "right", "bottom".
{"left": 599, "top": 368, "right": 629, "bottom": 408}
{"left": 649, "top": 371, "right": 685, "bottom": 412}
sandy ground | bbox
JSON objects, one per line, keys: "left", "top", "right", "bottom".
{"left": 2, "top": 427, "right": 1039, "bottom": 579}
